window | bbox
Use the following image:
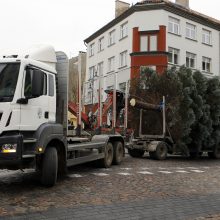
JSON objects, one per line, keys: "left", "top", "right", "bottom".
{"left": 186, "top": 23, "right": 196, "bottom": 40}
{"left": 108, "top": 56, "right": 115, "bottom": 72}
{"left": 109, "top": 30, "right": 115, "bottom": 46}
{"left": 202, "top": 57, "right": 211, "bottom": 73}
{"left": 140, "top": 35, "right": 157, "bottom": 52}
{"left": 97, "top": 62, "right": 104, "bottom": 76}
{"left": 168, "top": 17, "right": 180, "bottom": 35}
{"left": 0, "top": 63, "right": 20, "bottom": 102}
{"left": 24, "top": 68, "right": 47, "bottom": 97}
{"left": 48, "top": 74, "right": 54, "bottom": 96}
{"left": 119, "top": 82, "right": 126, "bottom": 92}
{"left": 168, "top": 47, "right": 180, "bottom": 65}
{"left": 202, "top": 29, "right": 212, "bottom": 45}
{"left": 89, "top": 43, "right": 95, "bottom": 56}
{"left": 119, "top": 51, "right": 127, "bottom": 68}
{"left": 89, "top": 66, "right": 96, "bottom": 79}
{"left": 120, "top": 22, "right": 128, "bottom": 39}
{"left": 88, "top": 82, "right": 93, "bottom": 90}
{"left": 150, "top": 35, "right": 157, "bottom": 51}
{"left": 87, "top": 91, "right": 92, "bottom": 103}
{"left": 98, "top": 37, "right": 104, "bottom": 52}
{"left": 186, "top": 52, "right": 196, "bottom": 69}
{"left": 140, "top": 36, "right": 148, "bottom": 51}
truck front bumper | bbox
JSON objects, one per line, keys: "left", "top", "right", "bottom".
{"left": 0, "top": 134, "right": 23, "bottom": 168}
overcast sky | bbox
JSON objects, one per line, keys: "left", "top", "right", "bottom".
{"left": 0, "top": 0, "right": 220, "bottom": 58}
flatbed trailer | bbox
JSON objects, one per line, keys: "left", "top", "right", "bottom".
{"left": 127, "top": 96, "right": 220, "bottom": 160}
{"left": 126, "top": 97, "right": 174, "bottom": 160}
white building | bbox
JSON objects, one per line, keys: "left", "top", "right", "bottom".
{"left": 84, "top": 0, "right": 220, "bottom": 106}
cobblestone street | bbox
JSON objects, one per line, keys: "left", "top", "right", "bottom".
{"left": 0, "top": 154, "right": 220, "bottom": 219}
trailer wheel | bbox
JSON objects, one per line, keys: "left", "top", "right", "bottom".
{"left": 208, "top": 146, "right": 220, "bottom": 159}
{"left": 100, "top": 142, "right": 113, "bottom": 168}
{"left": 41, "top": 147, "right": 58, "bottom": 187}
{"left": 113, "top": 141, "right": 124, "bottom": 165}
{"left": 128, "top": 149, "right": 145, "bottom": 158}
{"left": 154, "top": 142, "right": 167, "bottom": 160}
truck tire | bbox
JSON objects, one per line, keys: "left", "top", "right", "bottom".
{"left": 41, "top": 147, "right": 58, "bottom": 187}
{"left": 100, "top": 142, "right": 113, "bottom": 168}
{"left": 208, "top": 146, "right": 220, "bottom": 159}
{"left": 113, "top": 141, "right": 124, "bottom": 165}
{"left": 154, "top": 142, "right": 167, "bottom": 160}
{"left": 128, "top": 149, "right": 145, "bottom": 158}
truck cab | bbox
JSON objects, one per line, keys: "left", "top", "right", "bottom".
{"left": 0, "top": 46, "right": 66, "bottom": 173}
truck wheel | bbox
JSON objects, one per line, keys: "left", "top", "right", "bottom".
{"left": 41, "top": 147, "right": 58, "bottom": 187}
{"left": 100, "top": 142, "right": 113, "bottom": 168}
{"left": 208, "top": 146, "right": 220, "bottom": 159}
{"left": 154, "top": 142, "right": 167, "bottom": 160}
{"left": 128, "top": 149, "right": 145, "bottom": 158}
{"left": 113, "top": 141, "right": 124, "bottom": 165}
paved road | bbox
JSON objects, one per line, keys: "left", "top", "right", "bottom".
{"left": 0, "top": 154, "right": 220, "bottom": 219}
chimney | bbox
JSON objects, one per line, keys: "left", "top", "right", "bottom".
{"left": 115, "top": 0, "right": 130, "bottom": 18}
{"left": 175, "top": 0, "right": 189, "bottom": 8}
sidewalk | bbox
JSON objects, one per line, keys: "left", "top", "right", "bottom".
{"left": 1, "top": 193, "right": 220, "bottom": 220}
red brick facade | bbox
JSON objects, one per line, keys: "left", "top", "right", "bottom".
{"left": 131, "top": 25, "right": 168, "bottom": 78}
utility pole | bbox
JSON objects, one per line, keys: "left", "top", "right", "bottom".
{"left": 76, "top": 52, "right": 82, "bottom": 136}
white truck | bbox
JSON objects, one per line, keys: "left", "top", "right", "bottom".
{"left": 0, "top": 45, "right": 124, "bottom": 186}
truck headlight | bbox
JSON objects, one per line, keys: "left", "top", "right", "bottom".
{"left": 1, "top": 143, "right": 17, "bottom": 153}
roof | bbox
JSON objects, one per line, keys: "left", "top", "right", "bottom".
{"left": 84, "top": 0, "right": 220, "bottom": 44}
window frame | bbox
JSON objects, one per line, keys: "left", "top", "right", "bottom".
{"left": 168, "top": 47, "right": 180, "bottom": 65}
{"left": 24, "top": 68, "right": 47, "bottom": 98}
{"left": 87, "top": 91, "right": 92, "bottom": 103}
{"left": 89, "top": 66, "right": 96, "bottom": 79}
{"left": 186, "top": 52, "right": 196, "bottom": 69}
{"left": 97, "top": 62, "right": 104, "bottom": 76}
{"left": 120, "top": 22, "right": 128, "bottom": 39}
{"left": 108, "top": 56, "right": 115, "bottom": 73}
{"left": 108, "top": 29, "right": 116, "bottom": 46}
{"left": 202, "top": 29, "right": 212, "bottom": 45}
{"left": 119, "top": 51, "right": 127, "bottom": 68}
{"left": 168, "top": 16, "right": 180, "bottom": 35}
{"left": 186, "top": 23, "right": 196, "bottom": 40}
{"left": 89, "top": 43, "right": 95, "bottom": 57}
{"left": 140, "top": 35, "right": 148, "bottom": 52}
{"left": 98, "top": 37, "right": 104, "bottom": 52}
{"left": 202, "top": 56, "right": 212, "bottom": 73}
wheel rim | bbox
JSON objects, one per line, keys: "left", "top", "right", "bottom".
{"left": 159, "top": 145, "right": 166, "bottom": 158}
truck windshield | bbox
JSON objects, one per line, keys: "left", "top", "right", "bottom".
{"left": 0, "top": 63, "right": 20, "bottom": 102}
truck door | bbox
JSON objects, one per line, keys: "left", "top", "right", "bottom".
{"left": 20, "top": 67, "right": 49, "bottom": 131}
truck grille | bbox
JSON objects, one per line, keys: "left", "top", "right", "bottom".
{"left": 0, "top": 113, "right": 2, "bottom": 121}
